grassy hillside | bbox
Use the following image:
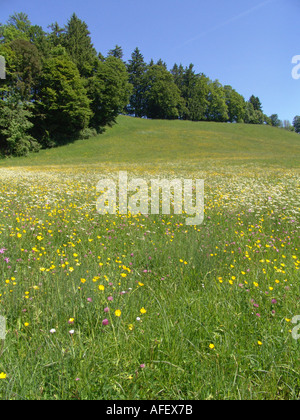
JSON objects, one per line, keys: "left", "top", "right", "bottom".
{"left": 0, "top": 116, "right": 299, "bottom": 169}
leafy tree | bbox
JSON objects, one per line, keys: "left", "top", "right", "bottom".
{"left": 171, "top": 64, "right": 211, "bottom": 121}
{"left": 224, "top": 85, "right": 245, "bottom": 123}
{"left": 108, "top": 45, "right": 123, "bottom": 60}
{"left": 87, "top": 56, "right": 132, "bottom": 130}
{"left": 0, "top": 93, "right": 40, "bottom": 156}
{"left": 47, "top": 22, "right": 65, "bottom": 48}
{"left": 177, "top": 64, "right": 197, "bottom": 120}
{"left": 244, "top": 102, "right": 264, "bottom": 124}
{"left": 34, "top": 48, "right": 92, "bottom": 143}
{"left": 206, "top": 80, "right": 229, "bottom": 122}
{"left": 263, "top": 114, "right": 272, "bottom": 126}
{"left": 0, "top": 12, "right": 31, "bottom": 43}
{"left": 127, "top": 48, "right": 147, "bottom": 117}
{"left": 249, "top": 95, "right": 263, "bottom": 112}
{"left": 8, "top": 39, "right": 41, "bottom": 100}
{"left": 143, "top": 65, "right": 184, "bottom": 119}
{"left": 63, "top": 13, "right": 97, "bottom": 76}
{"left": 270, "top": 114, "right": 282, "bottom": 128}
{"left": 156, "top": 58, "right": 167, "bottom": 69}
{"left": 171, "top": 63, "right": 184, "bottom": 91}
{"left": 293, "top": 116, "right": 300, "bottom": 133}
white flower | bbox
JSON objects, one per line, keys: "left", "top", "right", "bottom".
{"left": 69, "top": 330, "right": 75, "bottom": 335}
{"left": 136, "top": 317, "right": 141, "bottom": 321}
{"left": 50, "top": 329, "right": 56, "bottom": 334}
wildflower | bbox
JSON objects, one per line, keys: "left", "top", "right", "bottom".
{"left": 0, "top": 372, "right": 7, "bottom": 379}
{"left": 128, "top": 324, "right": 134, "bottom": 331}
{"left": 98, "top": 285, "right": 105, "bottom": 291}
{"left": 209, "top": 344, "right": 215, "bottom": 350}
{"left": 24, "top": 323, "right": 29, "bottom": 327}
{"left": 258, "top": 341, "right": 263, "bottom": 346}
{"left": 140, "top": 364, "right": 146, "bottom": 369}
{"left": 115, "top": 310, "right": 121, "bottom": 317}
{"left": 50, "top": 329, "right": 56, "bottom": 334}
{"left": 68, "top": 318, "right": 75, "bottom": 324}
{"left": 69, "top": 330, "right": 75, "bottom": 335}
{"left": 102, "top": 319, "right": 109, "bottom": 326}
{"left": 104, "top": 307, "right": 109, "bottom": 313}
{"left": 140, "top": 307, "right": 147, "bottom": 314}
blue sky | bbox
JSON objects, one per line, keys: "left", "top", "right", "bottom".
{"left": 1, "top": 0, "right": 299, "bottom": 122}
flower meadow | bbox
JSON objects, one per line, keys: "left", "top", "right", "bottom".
{"left": 0, "top": 164, "right": 299, "bottom": 400}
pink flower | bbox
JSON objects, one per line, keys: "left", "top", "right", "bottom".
{"left": 104, "top": 307, "right": 109, "bottom": 313}
{"left": 107, "top": 296, "right": 113, "bottom": 301}
{"left": 102, "top": 319, "right": 109, "bottom": 326}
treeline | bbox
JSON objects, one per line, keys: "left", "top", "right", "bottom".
{"left": 0, "top": 13, "right": 298, "bottom": 157}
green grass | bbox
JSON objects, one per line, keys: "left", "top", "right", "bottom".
{"left": 0, "top": 117, "right": 299, "bottom": 400}
{"left": 1, "top": 116, "right": 300, "bottom": 169}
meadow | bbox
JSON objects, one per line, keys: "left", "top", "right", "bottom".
{"left": 0, "top": 116, "right": 299, "bottom": 400}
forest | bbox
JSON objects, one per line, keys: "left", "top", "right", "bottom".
{"left": 0, "top": 12, "right": 299, "bottom": 157}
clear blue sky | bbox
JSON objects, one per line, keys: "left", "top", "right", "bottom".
{"left": 1, "top": 0, "right": 299, "bottom": 122}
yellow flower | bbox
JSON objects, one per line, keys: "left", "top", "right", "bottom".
{"left": 128, "top": 324, "right": 134, "bottom": 331}
{"left": 98, "top": 285, "right": 105, "bottom": 291}
{"left": 24, "top": 323, "right": 29, "bottom": 327}
{"left": 258, "top": 341, "right": 263, "bottom": 346}
{"left": 140, "top": 307, "right": 147, "bottom": 314}
{"left": 115, "top": 310, "right": 121, "bottom": 317}
{"left": 80, "top": 278, "right": 86, "bottom": 284}
{"left": 209, "top": 344, "right": 215, "bottom": 350}
{"left": 0, "top": 372, "right": 7, "bottom": 379}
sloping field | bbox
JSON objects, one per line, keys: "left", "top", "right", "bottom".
{"left": 0, "top": 116, "right": 299, "bottom": 170}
